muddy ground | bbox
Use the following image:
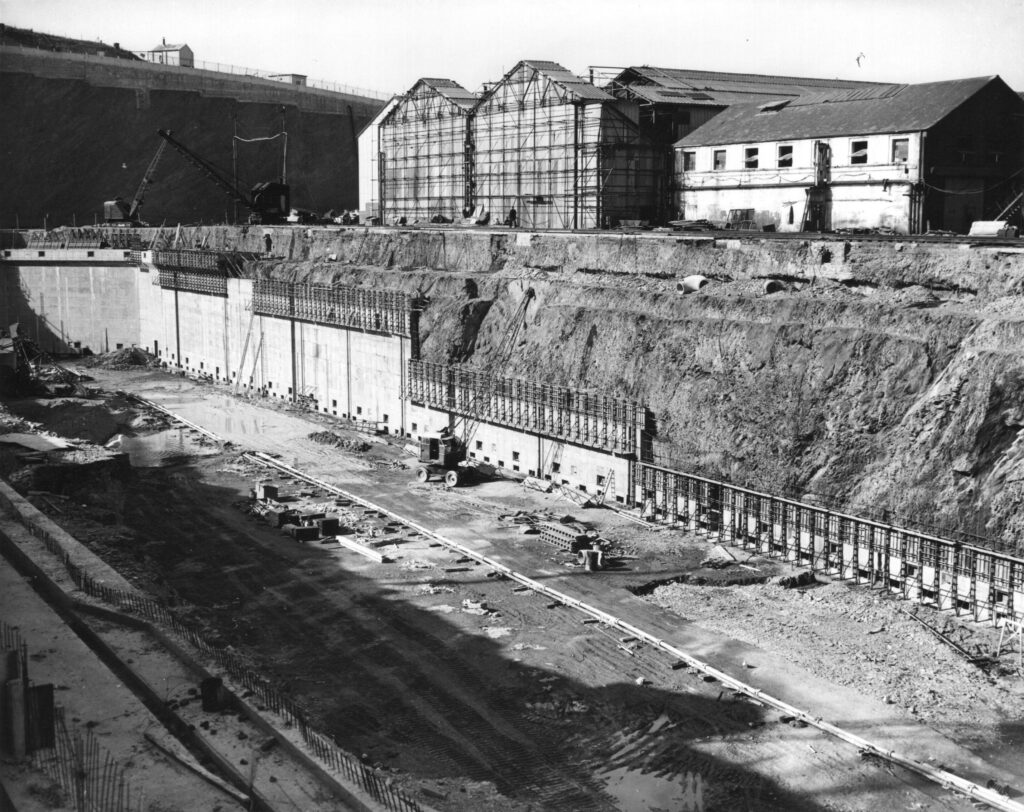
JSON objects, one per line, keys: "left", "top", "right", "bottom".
{"left": 4, "top": 372, "right": 1024, "bottom": 811}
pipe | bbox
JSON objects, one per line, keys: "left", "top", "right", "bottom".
{"left": 677, "top": 275, "right": 709, "bottom": 294}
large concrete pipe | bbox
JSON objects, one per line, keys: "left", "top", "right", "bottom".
{"left": 763, "top": 279, "right": 786, "bottom": 294}
{"left": 677, "top": 275, "right": 709, "bottom": 294}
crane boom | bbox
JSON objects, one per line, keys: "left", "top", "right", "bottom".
{"left": 157, "top": 129, "right": 290, "bottom": 224}
{"left": 157, "top": 129, "right": 254, "bottom": 209}
{"left": 128, "top": 137, "right": 169, "bottom": 220}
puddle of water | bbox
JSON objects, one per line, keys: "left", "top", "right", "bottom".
{"left": 602, "top": 766, "right": 702, "bottom": 812}
{"left": 113, "top": 429, "right": 219, "bottom": 467}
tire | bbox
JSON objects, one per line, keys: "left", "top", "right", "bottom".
{"left": 416, "top": 467, "right": 430, "bottom": 483}
{"left": 444, "top": 469, "right": 461, "bottom": 488}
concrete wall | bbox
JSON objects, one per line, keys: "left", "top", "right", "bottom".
{"left": 1, "top": 253, "right": 140, "bottom": 354}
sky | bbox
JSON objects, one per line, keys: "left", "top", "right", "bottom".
{"left": 2, "top": 0, "right": 1023, "bottom": 97}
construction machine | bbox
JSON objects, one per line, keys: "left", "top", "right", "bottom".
{"left": 104, "top": 136, "right": 169, "bottom": 226}
{"left": 156, "top": 129, "right": 290, "bottom": 225}
{"left": 413, "top": 288, "right": 535, "bottom": 487}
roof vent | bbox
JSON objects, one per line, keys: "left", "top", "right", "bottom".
{"left": 758, "top": 98, "right": 792, "bottom": 113}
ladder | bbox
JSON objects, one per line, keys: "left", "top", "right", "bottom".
{"left": 542, "top": 442, "right": 564, "bottom": 480}
{"left": 233, "top": 301, "right": 257, "bottom": 395}
{"left": 595, "top": 470, "right": 615, "bottom": 506}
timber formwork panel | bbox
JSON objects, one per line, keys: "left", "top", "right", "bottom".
{"left": 252, "top": 280, "right": 412, "bottom": 336}
{"left": 157, "top": 269, "right": 228, "bottom": 297}
{"left": 636, "top": 461, "right": 1024, "bottom": 624}
{"left": 406, "top": 359, "right": 640, "bottom": 454}
{"left": 151, "top": 249, "right": 221, "bottom": 272}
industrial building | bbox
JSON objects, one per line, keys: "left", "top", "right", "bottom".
{"left": 673, "top": 75, "right": 1024, "bottom": 233}
{"left": 366, "top": 64, "right": 1024, "bottom": 234}
{"left": 378, "top": 78, "right": 478, "bottom": 224}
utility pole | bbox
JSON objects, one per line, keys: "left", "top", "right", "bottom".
{"left": 280, "top": 106, "right": 288, "bottom": 185}
{"left": 232, "top": 115, "right": 238, "bottom": 224}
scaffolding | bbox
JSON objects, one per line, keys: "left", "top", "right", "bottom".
{"left": 406, "top": 359, "right": 641, "bottom": 454}
{"left": 252, "top": 279, "right": 415, "bottom": 336}
{"left": 378, "top": 78, "right": 477, "bottom": 224}
{"left": 157, "top": 268, "right": 227, "bottom": 297}
{"left": 637, "top": 461, "right": 1024, "bottom": 624}
{"left": 377, "top": 62, "right": 662, "bottom": 229}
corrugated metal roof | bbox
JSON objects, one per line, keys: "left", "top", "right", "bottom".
{"left": 515, "top": 60, "right": 613, "bottom": 102}
{"left": 413, "top": 78, "right": 479, "bottom": 110}
{"left": 612, "top": 65, "right": 887, "bottom": 107}
{"left": 675, "top": 76, "right": 1001, "bottom": 147}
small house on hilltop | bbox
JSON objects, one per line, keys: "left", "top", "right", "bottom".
{"left": 137, "top": 38, "right": 194, "bottom": 68}
{"left": 673, "top": 75, "right": 1024, "bottom": 235}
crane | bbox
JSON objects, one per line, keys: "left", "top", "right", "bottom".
{"left": 414, "top": 288, "right": 535, "bottom": 487}
{"left": 103, "top": 136, "right": 169, "bottom": 226}
{"left": 156, "top": 129, "right": 290, "bottom": 225}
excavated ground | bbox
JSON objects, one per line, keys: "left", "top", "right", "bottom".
{"left": 234, "top": 232, "right": 1024, "bottom": 549}
{"left": 3, "top": 376, "right": 1024, "bottom": 811}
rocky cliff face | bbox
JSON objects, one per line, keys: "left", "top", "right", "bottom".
{"left": 254, "top": 229, "right": 1024, "bottom": 546}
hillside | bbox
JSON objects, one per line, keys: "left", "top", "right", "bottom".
{"left": 0, "top": 43, "right": 383, "bottom": 226}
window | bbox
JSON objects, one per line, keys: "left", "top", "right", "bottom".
{"left": 851, "top": 140, "right": 868, "bottom": 164}
{"left": 682, "top": 151, "right": 696, "bottom": 171}
{"left": 713, "top": 149, "right": 726, "bottom": 170}
{"left": 475, "top": 440, "right": 483, "bottom": 450}
{"left": 512, "top": 451, "right": 520, "bottom": 461}
{"left": 744, "top": 147, "right": 759, "bottom": 169}
{"left": 777, "top": 145, "right": 793, "bottom": 168}
{"left": 891, "top": 138, "right": 909, "bottom": 163}
{"left": 411, "top": 422, "right": 418, "bottom": 432}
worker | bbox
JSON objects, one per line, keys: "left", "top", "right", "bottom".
{"left": 507, "top": 206, "right": 518, "bottom": 228}
{"left": 263, "top": 233, "right": 272, "bottom": 256}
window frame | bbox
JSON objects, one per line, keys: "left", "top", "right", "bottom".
{"left": 744, "top": 147, "right": 759, "bottom": 169}
{"left": 891, "top": 137, "right": 909, "bottom": 164}
{"left": 682, "top": 150, "right": 697, "bottom": 171}
{"left": 713, "top": 149, "right": 727, "bottom": 170}
{"left": 777, "top": 144, "right": 793, "bottom": 168}
{"left": 850, "top": 139, "right": 869, "bottom": 165}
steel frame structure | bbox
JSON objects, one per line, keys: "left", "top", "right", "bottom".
{"left": 406, "top": 359, "right": 641, "bottom": 455}
{"left": 378, "top": 79, "right": 476, "bottom": 224}
{"left": 157, "top": 268, "right": 227, "bottom": 297}
{"left": 252, "top": 279, "right": 414, "bottom": 336}
{"left": 637, "top": 461, "right": 1024, "bottom": 623}
{"left": 378, "top": 62, "right": 661, "bottom": 229}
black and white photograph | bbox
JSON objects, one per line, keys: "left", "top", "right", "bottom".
{"left": 1, "top": 1, "right": 1024, "bottom": 809}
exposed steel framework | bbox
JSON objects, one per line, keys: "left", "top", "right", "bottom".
{"left": 378, "top": 79, "right": 476, "bottom": 224}
{"left": 252, "top": 279, "right": 414, "bottom": 336}
{"left": 157, "top": 268, "right": 227, "bottom": 296}
{"left": 638, "top": 462, "right": 1024, "bottom": 623}
{"left": 406, "top": 359, "right": 641, "bottom": 454}
{"left": 378, "top": 62, "right": 661, "bottom": 229}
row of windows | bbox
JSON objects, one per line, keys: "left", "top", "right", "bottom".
{"left": 682, "top": 138, "right": 910, "bottom": 171}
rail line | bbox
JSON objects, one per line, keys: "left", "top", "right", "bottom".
{"left": 133, "top": 396, "right": 1024, "bottom": 811}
